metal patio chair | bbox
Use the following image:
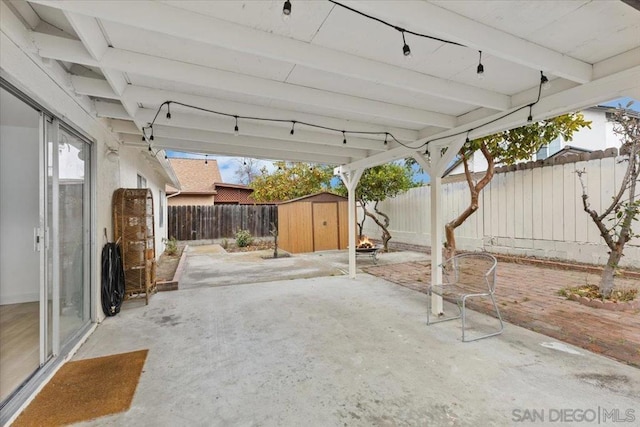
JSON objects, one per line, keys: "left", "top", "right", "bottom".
{"left": 426, "top": 252, "right": 504, "bottom": 342}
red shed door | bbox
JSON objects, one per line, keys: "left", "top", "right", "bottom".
{"left": 312, "top": 202, "right": 339, "bottom": 251}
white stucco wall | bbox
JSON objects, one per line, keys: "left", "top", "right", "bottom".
{"left": 1, "top": 5, "right": 171, "bottom": 320}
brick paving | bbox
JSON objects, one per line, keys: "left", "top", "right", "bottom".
{"left": 364, "top": 260, "right": 640, "bottom": 368}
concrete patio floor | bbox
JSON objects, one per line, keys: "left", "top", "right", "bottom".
{"left": 70, "top": 249, "right": 639, "bottom": 426}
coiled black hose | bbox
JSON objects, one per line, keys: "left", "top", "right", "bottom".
{"left": 101, "top": 242, "right": 125, "bottom": 316}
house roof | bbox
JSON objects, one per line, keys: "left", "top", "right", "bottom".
{"left": 546, "top": 145, "right": 592, "bottom": 160}
{"left": 167, "top": 158, "right": 223, "bottom": 194}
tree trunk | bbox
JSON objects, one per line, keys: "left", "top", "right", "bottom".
{"left": 444, "top": 143, "right": 494, "bottom": 259}
{"left": 362, "top": 201, "right": 392, "bottom": 251}
{"left": 600, "top": 249, "right": 623, "bottom": 298}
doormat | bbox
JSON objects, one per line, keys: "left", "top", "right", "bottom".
{"left": 13, "top": 349, "right": 148, "bottom": 426}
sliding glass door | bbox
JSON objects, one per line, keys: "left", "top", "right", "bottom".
{"left": 0, "top": 86, "right": 43, "bottom": 402}
{"left": 0, "top": 83, "right": 92, "bottom": 407}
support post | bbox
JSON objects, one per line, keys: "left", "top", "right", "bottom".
{"left": 430, "top": 171, "right": 444, "bottom": 314}
{"left": 414, "top": 151, "right": 444, "bottom": 314}
{"left": 336, "top": 166, "right": 363, "bottom": 278}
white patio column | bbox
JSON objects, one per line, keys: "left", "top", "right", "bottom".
{"left": 429, "top": 170, "right": 444, "bottom": 315}
{"left": 413, "top": 152, "right": 443, "bottom": 314}
{"left": 336, "top": 166, "right": 363, "bottom": 278}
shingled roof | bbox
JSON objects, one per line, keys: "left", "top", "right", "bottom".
{"left": 167, "top": 158, "right": 223, "bottom": 194}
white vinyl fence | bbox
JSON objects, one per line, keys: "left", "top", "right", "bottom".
{"left": 362, "top": 150, "right": 640, "bottom": 268}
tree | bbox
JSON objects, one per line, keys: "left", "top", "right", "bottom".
{"left": 249, "top": 161, "right": 333, "bottom": 202}
{"left": 442, "top": 113, "right": 591, "bottom": 259}
{"left": 234, "top": 158, "right": 261, "bottom": 185}
{"left": 335, "top": 163, "right": 415, "bottom": 251}
{"left": 576, "top": 106, "right": 639, "bottom": 297}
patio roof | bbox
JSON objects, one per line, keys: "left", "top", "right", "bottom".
{"left": 5, "top": 0, "right": 639, "bottom": 171}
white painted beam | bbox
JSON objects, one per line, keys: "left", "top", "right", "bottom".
{"left": 33, "top": 32, "right": 455, "bottom": 128}
{"left": 342, "top": 1, "right": 593, "bottom": 84}
{"left": 122, "top": 135, "right": 351, "bottom": 165}
{"left": 29, "top": 0, "right": 510, "bottom": 110}
{"left": 71, "top": 75, "right": 119, "bottom": 99}
{"left": 62, "top": 12, "right": 138, "bottom": 118}
{"left": 144, "top": 125, "right": 371, "bottom": 160}
{"left": 342, "top": 65, "right": 640, "bottom": 171}
{"left": 108, "top": 119, "right": 139, "bottom": 134}
{"left": 94, "top": 100, "right": 130, "bottom": 120}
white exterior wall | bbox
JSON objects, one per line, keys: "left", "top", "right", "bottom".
{"left": 363, "top": 154, "right": 640, "bottom": 268}
{"left": 118, "top": 145, "right": 168, "bottom": 256}
{"left": 1, "top": 5, "right": 171, "bottom": 321}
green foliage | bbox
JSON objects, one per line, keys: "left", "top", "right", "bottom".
{"left": 249, "top": 162, "right": 334, "bottom": 202}
{"left": 235, "top": 229, "right": 254, "bottom": 248}
{"left": 334, "top": 163, "right": 416, "bottom": 203}
{"left": 466, "top": 113, "right": 591, "bottom": 165}
{"left": 162, "top": 236, "right": 178, "bottom": 256}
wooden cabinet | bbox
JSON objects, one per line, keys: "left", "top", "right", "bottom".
{"left": 112, "top": 188, "right": 156, "bottom": 304}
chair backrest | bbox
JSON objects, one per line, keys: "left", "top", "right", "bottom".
{"left": 441, "top": 253, "right": 498, "bottom": 293}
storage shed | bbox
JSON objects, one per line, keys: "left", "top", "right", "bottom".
{"left": 278, "top": 192, "right": 349, "bottom": 253}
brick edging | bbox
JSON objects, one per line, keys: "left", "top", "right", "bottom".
{"left": 567, "top": 293, "right": 640, "bottom": 311}
{"left": 375, "top": 239, "right": 640, "bottom": 280}
{"left": 156, "top": 245, "right": 189, "bottom": 292}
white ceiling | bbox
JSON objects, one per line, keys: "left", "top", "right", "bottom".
{"left": 7, "top": 0, "right": 640, "bottom": 171}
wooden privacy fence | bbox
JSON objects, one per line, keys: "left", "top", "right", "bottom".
{"left": 168, "top": 205, "right": 277, "bottom": 240}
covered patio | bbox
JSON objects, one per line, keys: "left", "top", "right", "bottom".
{"left": 8, "top": 0, "right": 637, "bottom": 304}
{"left": 1, "top": 0, "right": 639, "bottom": 423}
{"left": 63, "top": 269, "right": 640, "bottom": 425}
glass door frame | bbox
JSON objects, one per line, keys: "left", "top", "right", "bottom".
{"left": 0, "top": 77, "right": 95, "bottom": 422}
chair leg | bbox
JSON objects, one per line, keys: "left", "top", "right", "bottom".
{"left": 426, "top": 293, "right": 462, "bottom": 326}
{"left": 461, "top": 294, "right": 504, "bottom": 342}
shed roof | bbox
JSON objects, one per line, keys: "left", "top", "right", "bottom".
{"left": 278, "top": 191, "right": 347, "bottom": 205}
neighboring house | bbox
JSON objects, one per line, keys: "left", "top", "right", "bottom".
{"left": 446, "top": 105, "right": 629, "bottom": 176}
{"left": 214, "top": 183, "right": 256, "bottom": 205}
{"left": 167, "top": 158, "right": 223, "bottom": 206}
{"left": 167, "top": 158, "right": 257, "bottom": 206}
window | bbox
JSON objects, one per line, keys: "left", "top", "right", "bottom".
{"left": 137, "top": 174, "right": 147, "bottom": 188}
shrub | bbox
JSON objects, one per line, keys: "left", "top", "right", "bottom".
{"left": 235, "top": 229, "right": 253, "bottom": 248}
{"left": 221, "top": 238, "right": 229, "bottom": 249}
{"left": 163, "top": 236, "right": 178, "bottom": 256}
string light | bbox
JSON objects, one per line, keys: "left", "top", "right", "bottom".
{"left": 205, "top": 154, "right": 208, "bottom": 165}
{"left": 144, "top": 100, "right": 398, "bottom": 148}
{"left": 166, "top": 103, "right": 171, "bottom": 119}
{"left": 540, "top": 71, "right": 551, "bottom": 91}
{"left": 476, "top": 51, "right": 484, "bottom": 79}
{"left": 401, "top": 30, "right": 411, "bottom": 58}
{"left": 145, "top": 64, "right": 546, "bottom": 158}
{"left": 282, "top": 0, "right": 292, "bottom": 20}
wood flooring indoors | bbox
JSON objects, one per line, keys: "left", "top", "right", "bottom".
{"left": 0, "top": 302, "right": 40, "bottom": 402}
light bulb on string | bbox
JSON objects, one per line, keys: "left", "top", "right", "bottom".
{"left": 401, "top": 30, "right": 412, "bottom": 58}
{"left": 540, "top": 71, "right": 551, "bottom": 91}
{"left": 476, "top": 51, "right": 484, "bottom": 79}
{"left": 342, "top": 131, "right": 347, "bottom": 145}
{"left": 290, "top": 121, "right": 296, "bottom": 135}
{"left": 234, "top": 116, "right": 239, "bottom": 136}
{"left": 166, "top": 103, "right": 171, "bottom": 119}
{"left": 282, "top": 0, "right": 291, "bottom": 20}
{"left": 205, "top": 154, "right": 208, "bottom": 165}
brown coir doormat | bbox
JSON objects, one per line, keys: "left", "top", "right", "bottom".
{"left": 13, "top": 349, "right": 148, "bottom": 427}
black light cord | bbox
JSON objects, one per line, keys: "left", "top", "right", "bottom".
{"left": 327, "top": 0, "right": 465, "bottom": 48}
{"left": 143, "top": 72, "right": 547, "bottom": 158}
{"left": 421, "top": 72, "right": 547, "bottom": 154}
{"left": 142, "top": 100, "right": 403, "bottom": 146}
